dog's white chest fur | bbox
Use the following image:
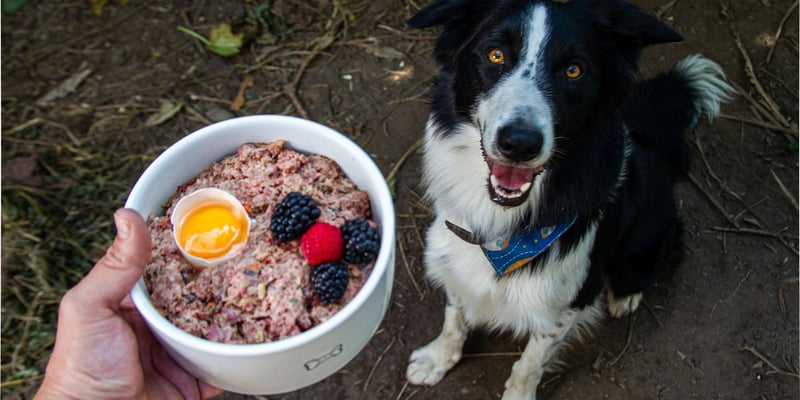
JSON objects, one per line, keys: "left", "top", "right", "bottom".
{"left": 425, "top": 214, "right": 597, "bottom": 335}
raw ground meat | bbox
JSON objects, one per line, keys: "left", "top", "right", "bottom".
{"left": 144, "top": 140, "right": 375, "bottom": 344}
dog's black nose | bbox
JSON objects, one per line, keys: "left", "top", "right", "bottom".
{"left": 496, "top": 124, "right": 543, "bottom": 162}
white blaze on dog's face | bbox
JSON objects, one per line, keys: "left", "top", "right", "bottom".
{"left": 475, "top": 5, "right": 553, "bottom": 207}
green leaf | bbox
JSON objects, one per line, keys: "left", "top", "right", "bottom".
{"left": 206, "top": 23, "right": 244, "bottom": 57}
{"left": 2, "top": 0, "right": 29, "bottom": 13}
{"left": 177, "top": 23, "right": 244, "bottom": 57}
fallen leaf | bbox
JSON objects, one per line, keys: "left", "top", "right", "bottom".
{"left": 4, "top": 156, "right": 38, "bottom": 182}
{"left": 2, "top": 0, "right": 30, "bottom": 13}
{"left": 145, "top": 100, "right": 183, "bottom": 127}
{"left": 178, "top": 23, "right": 244, "bottom": 57}
{"left": 90, "top": 0, "right": 108, "bottom": 15}
{"left": 35, "top": 67, "right": 93, "bottom": 107}
{"left": 230, "top": 74, "right": 255, "bottom": 112}
{"left": 207, "top": 23, "right": 244, "bottom": 57}
{"left": 365, "top": 45, "right": 405, "bottom": 60}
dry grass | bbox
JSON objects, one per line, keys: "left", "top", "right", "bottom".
{"left": 1, "top": 115, "right": 164, "bottom": 391}
{"left": 0, "top": 1, "right": 384, "bottom": 396}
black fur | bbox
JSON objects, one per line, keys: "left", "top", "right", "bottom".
{"left": 412, "top": 0, "right": 702, "bottom": 307}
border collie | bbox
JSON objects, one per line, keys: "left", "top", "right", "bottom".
{"left": 405, "top": 0, "right": 734, "bottom": 398}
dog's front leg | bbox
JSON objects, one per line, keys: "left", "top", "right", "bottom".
{"left": 406, "top": 292, "right": 468, "bottom": 385}
{"left": 501, "top": 311, "right": 577, "bottom": 400}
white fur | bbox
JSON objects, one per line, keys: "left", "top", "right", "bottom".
{"left": 477, "top": 4, "right": 554, "bottom": 171}
{"left": 674, "top": 54, "right": 736, "bottom": 124}
{"left": 407, "top": 4, "right": 734, "bottom": 399}
{"left": 409, "top": 7, "right": 604, "bottom": 399}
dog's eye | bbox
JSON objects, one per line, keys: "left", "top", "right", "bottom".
{"left": 487, "top": 49, "right": 505, "bottom": 65}
{"left": 565, "top": 64, "right": 583, "bottom": 79}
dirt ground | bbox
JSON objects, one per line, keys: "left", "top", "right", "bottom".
{"left": 1, "top": 0, "right": 798, "bottom": 399}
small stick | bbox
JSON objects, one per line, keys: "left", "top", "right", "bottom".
{"left": 766, "top": 0, "right": 799, "bottom": 64}
{"left": 386, "top": 137, "right": 424, "bottom": 183}
{"left": 463, "top": 352, "right": 523, "bottom": 358}
{"left": 282, "top": 83, "right": 309, "bottom": 119}
{"left": 608, "top": 315, "right": 636, "bottom": 367}
{"left": 742, "top": 343, "right": 800, "bottom": 378}
{"left": 712, "top": 226, "right": 799, "bottom": 241}
{"left": 778, "top": 277, "right": 799, "bottom": 319}
{"left": 722, "top": 4, "right": 791, "bottom": 127}
{"left": 395, "top": 381, "right": 409, "bottom": 400}
{"left": 641, "top": 298, "right": 664, "bottom": 328}
{"left": 688, "top": 172, "right": 739, "bottom": 228}
{"left": 398, "top": 238, "right": 424, "bottom": 299}
{"left": 293, "top": 35, "right": 335, "bottom": 87}
{"left": 770, "top": 169, "right": 798, "bottom": 211}
{"left": 718, "top": 114, "right": 798, "bottom": 137}
{"left": 363, "top": 337, "right": 396, "bottom": 391}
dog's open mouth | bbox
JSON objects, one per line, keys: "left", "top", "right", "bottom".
{"left": 487, "top": 159, "right": 544, "bottom": 207}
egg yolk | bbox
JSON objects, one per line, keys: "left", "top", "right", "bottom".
{"left": 177, "top": 202, "right": 246, "bottom": 259}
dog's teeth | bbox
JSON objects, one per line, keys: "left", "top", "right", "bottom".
{"left": 490, "top": 175, "right": 499, "bottom": 188}
{"left": 520, "top": 182, "right": 531, "bottom": 194}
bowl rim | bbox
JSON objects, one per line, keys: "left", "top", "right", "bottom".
{"left": 127, "top": 115, "right": 395, "bottom": 356}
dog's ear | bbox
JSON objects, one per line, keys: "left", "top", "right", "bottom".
{"left": 408, "top": 0, "right": 495, "bottom": 65}
{"left": 588, "top": 0, "right": 683, "bottom": 48}
{"left": 407, "top": 0, "right": 469, "bottom": 29}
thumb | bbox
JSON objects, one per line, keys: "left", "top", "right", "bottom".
{"left": 72, "top": 208, "right": 152, "bottom": 309}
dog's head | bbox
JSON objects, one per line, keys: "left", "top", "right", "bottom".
{"left": 410, "top": 0, "right": 681, "bottom": 208}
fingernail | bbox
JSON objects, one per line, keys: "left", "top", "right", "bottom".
{"left": 115, "top": 211, "right": 131, "bottom": 240}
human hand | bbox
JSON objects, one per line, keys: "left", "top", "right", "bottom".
{"left": 35, "top": 208, "right": 223, "bottom": 399}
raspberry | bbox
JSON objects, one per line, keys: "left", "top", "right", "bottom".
{"left": 270, "top": 192, "right": 321, "bottom": 241}
{"left": 341, "top": 219, "right": 380, "bottom": 264}
{"left": 311, "top": 262, "right": 349, "bottom": 304}
{"left": 300, "top": 222, "right": 344, "bottom": 266}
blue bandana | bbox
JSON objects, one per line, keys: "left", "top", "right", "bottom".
{"left": 446, "top": 215, "right": 577, "bottom": 277}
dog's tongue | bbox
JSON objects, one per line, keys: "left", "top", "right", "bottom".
{"left": 491, "top": 163, "right": 536, "bottom": 191}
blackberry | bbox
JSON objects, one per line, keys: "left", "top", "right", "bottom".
{"left": 341, "top": 219, "right": 380, "bottom": 264}
{"left": 270, "top": 192, "right": 321, "bottom": 241}
{"left": 311, "top": 262, "right": 349, "bottom": 304}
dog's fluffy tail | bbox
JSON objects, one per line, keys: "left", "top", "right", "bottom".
{"left": 625, "top": 54, "right": 735, "bottom": 180}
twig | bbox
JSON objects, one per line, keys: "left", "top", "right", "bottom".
{"left": 722, "top": 3, "right": 791, "bottom": 128}
{"left": 293, "top": 34, "right": 336, "bottom": 87}
{"left": 282, "top": 83, "right": 309, "bottom": 119}
{"left": 718, "top": 114, "right": 798, "bottom": 137}
{"left": 742, "top": 343, "right": 800, "bottom": 379}
{"left": 712, "top": 226, "right": 799, "bottom": 241}
{"left": 688, "top": 172, "right": 739, "bottom": 228}
{"left": 778, "top": 277, "right": 799, "bottom": 319}
{"left": 710, "top": 270, "right": 753, "bottom": 318}
{"left": 363, "top": 337, "right": 396, "bottom": 391}
{"left": 463, "top": 352, "right": 523, "bottom": 358}
{"left": 6, "top": 117, "right": 44, "bottom": 136}
{"left": 766, "top": 0, "right": 799, "bottom": 64}
{"left": 641, "top": 298, "right": 664, "bottom": 328}
{"left": 655, "top": 0, "right": 680, "bottom": 19}
{"left": 0, "top": 374, "right": 44, "bottom": 389}
{"left": 770, "top": 169, "right": 798, "bottom": 211}
{"left": 398, "top": 237, "right": 424, "bottom": 300}
{"left": 608, "top": 315, "right": 636, "bottom": 367}
{"left": 395, "top": 381, "right": 409, "bottom": 400}
{"left": 386, "top": 137, "right": 424, "bottom": 183}
{"left": 183, "top": 104, "right": 214, "bottom": 126}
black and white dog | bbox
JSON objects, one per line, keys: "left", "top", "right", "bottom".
{"left": 405, "top": 0, "right": 734, "bottom": 398}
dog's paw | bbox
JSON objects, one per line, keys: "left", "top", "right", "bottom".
{"left": 502, "top": 377, "right": 537, "bottom": 400}
{"left": 501, "top": 387, "right": 537, "bottom": 400}
{"left": 406, "top": 340, "right": 462, "bottom": 385}
{"left": 608, "top": 291, "right": 642, "bottom": 318}
{"left": 501, "top": 358, "right": 540, "bottom": 400}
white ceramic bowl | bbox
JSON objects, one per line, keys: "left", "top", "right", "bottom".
{"left": 125, "top": 115, "right": 395, "bottom": 395}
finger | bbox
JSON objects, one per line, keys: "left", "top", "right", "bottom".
{"left": 72, "top": 208, "right": 152, "bottom": 310}
{"left": 199, "top": 381, "right": 225, "bottom": 399}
